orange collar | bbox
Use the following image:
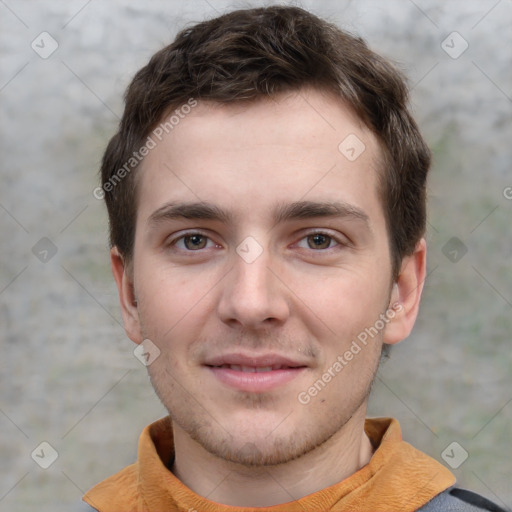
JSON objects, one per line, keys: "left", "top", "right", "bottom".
{"left": 84, "top": 417, "right": 455, "bottom": 511}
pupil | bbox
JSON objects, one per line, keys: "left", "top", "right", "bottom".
{"left": 309, "top": 234, "right": 330, "bottom": 249}
{"left": 186, "top": 235, "right": 205, "bottom": 249}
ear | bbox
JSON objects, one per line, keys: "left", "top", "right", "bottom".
{"left": 383, "top": 238, "right": 427, "bottom": 345}
{"left": 110, "top": 247, "right": 143, "bottom": 345}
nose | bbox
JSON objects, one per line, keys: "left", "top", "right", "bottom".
{"left": 217, "top": 246, "right": 290, "bottom": 330}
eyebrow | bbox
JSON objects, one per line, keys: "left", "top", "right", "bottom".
{"left": 148, "top": 201, "right": 233, "bottom": 227}
{"left": 147, "top": 200, "right": 370, "bottom": 229}
{"left": 273, "top": 200, "right": 369, "bottom": 225}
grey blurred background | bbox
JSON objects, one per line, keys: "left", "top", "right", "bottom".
{"left": 0, "top": 1, "right": 511, "bottom": 510}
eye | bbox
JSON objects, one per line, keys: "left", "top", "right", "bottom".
{"left": 297, "top": 232, "right": 340, "bottom": 250}
{"left": 173, "top": 233, "right": 216, "bottom": 251}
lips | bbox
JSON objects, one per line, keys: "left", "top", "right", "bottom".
{"left": 204, "top": 353, "right": 307, "bottom": 369}
{"left": 204, "top": 353, "right": 308, "bottom": 392}
{"left": 214, "top": 364, "right": 292, "bottom": 372}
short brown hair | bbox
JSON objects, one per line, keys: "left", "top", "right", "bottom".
{"left": 100, "top": 6, "right": 430, "bottom": 279}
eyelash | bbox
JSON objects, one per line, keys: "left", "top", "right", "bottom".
{"left": 170, "top": 231, "right": 219, "bottom": 251}
{"left": 295, "top": 230, "right": 342, "bottom": 251}
{"left": 168, "top": 230, "right": 347, "bottom": 253}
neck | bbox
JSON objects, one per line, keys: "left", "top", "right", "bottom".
{"left": 171, "top": 405, "right": 374, "bottom": 507}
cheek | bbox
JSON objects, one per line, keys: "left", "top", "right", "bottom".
{"left": 135, "top": 265, "right": 195, "bottom": 336}
{"left": 293, "top": 265, "right": 389, "bottom": 335}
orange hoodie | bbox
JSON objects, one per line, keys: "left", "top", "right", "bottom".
{"left": 83, "top": 417, "right": 455, "bottom": 512}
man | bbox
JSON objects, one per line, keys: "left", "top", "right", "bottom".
{"left": 84, "top": 6, "right": 506, "bottom": 512}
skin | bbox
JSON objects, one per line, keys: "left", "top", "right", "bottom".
{"left": 111, "top": 88, "right": 426, "bottom": 507}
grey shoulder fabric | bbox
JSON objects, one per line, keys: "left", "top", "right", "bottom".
{"left": 78, "top": 488, "right": 508, "bottom": 512}
{"left": 418, "top": 487, "right": 508, "bottom": 512}
{"left": 77, "top": 501, "right": 97, "bottom": 512}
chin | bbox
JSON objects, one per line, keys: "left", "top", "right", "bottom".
{"left": 194, "top": 428, "right": 314, "bottom": 467}
{"left": 178, "top": 405, "right": 348, "bottom": 468}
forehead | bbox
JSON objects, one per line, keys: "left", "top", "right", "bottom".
{"left": 136, "top": 88, "right": 384, "bottom": 228}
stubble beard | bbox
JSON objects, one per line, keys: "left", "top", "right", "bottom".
{"left": 147, "top": 354, "right": 380, "bottom": 468}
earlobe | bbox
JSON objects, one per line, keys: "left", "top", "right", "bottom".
{"left": 110, "top": 247, "right": 143, "bottom": 345}
{"left": 383, "top": 238, "right": 427, "bottom": 345}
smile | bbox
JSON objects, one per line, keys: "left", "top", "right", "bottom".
{"left": 206, "top": 364, "right": 307, "bottom": 392}
{"left": 211, "top": 364, "right": 296, "bottom": 372}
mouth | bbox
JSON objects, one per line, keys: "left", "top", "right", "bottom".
{"left": 204, "top": 354, "right": 308, "bottom": 392}
{"left": 209, "top": 364, "right": 299, "bottom": 372}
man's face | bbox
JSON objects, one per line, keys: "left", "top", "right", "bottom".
{"left": 128, "top": 89, "right": 397, "bottom": 465}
